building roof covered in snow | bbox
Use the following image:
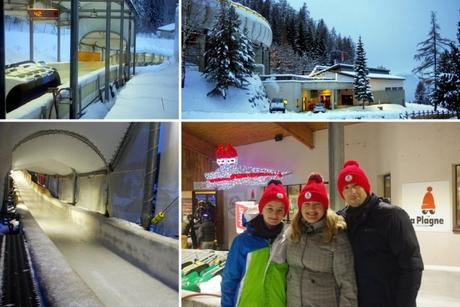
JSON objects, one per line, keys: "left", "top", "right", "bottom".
{"left": 158, "top": 23, "right": 175, "bottom": 32}
{"left": 309, "top": 63, "right": 405, "bottom": 80}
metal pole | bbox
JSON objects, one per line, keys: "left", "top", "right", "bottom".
{"left": 133, "top": 15, "right": 136, "bottom": 75}
{"left": 127, "top": 11, "right": 132, "bottom": 79}
{"left": 0, "top": 0, "right": 5, "bottom": 119}
{"left": 141, "top": 122, "right": 161, "bottom": 229}
{"left": 70, "top": 0, "right": 79, "bottom": 119}
{"left": 105, "top": 0, "right": 112, "bottom": 102}
{"left": 118, "top": 0, "right": 124, "bottom": 85}
{"left": 328, "top": 122, "right": 345, "bottom": 211}
{"left": 57, "top": 0, "right": 61, "bottom": 62}
{"left": 72, "top": 169, "right": 77, "bottom": 205}
{"left": 29, "top": 12, "right": 34, "bottom": 61}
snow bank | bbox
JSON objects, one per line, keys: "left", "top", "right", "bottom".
{"left": 104, "top": 62, "right": 179, "bottom": 119}
{"left": 136, "top": 33, "right": 175, "bottom": 56}
{"left": 182, "top": 65, "right": 269, "bottom": 118}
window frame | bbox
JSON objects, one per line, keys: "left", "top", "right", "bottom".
{"left": 453, "top": 165, "right": 460, "bottom": 233}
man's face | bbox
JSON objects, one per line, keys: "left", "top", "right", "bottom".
{"left": 342, "top": 183, "right": 368, "bottom": 207}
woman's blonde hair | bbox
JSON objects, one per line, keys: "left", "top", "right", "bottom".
{"left": 289, "top": 206, "right": 347, "bottom": 243}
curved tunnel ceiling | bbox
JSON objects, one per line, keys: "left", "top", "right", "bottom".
{"left": 10, "top": 123, "right": 131, "bottom": 176}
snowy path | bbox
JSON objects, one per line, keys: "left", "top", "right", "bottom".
{"left": 15, "top": 179, "right": 177, "bottom": 307}
{"left": 105, "top": 63, "right": 179, "bottom": 119}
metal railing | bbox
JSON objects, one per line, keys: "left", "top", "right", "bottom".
{"left": 400, "top": 109, "right": 458, "bottom": 119}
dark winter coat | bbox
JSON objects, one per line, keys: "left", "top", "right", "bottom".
{"left": 337, "top": 194, "right": 424, "bottom": 307}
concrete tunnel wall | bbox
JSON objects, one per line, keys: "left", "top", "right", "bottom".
{"left": 17, "top": 171, "right": 179, "bottom": 291}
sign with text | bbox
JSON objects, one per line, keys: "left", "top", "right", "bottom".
{"left": 28, "top": 8, "right": 59, "bottom": 20}
{"left": 402, "top": 181, "right": 451, "bottom": 232}
{"left": 235, "top": 201, "right": 257, "bottom": 234}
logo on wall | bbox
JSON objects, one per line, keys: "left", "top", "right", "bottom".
{"left": 410, "top": 186, "right": 444, "bottom": 227}
{"left": 403, "top": 181, "right": 450, "bottom": 232}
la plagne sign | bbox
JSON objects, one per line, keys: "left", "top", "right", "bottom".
{"left": 402, "top": 181, "right": 451, "bottom": 232}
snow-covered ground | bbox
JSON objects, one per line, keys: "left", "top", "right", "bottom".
{"left": 182, "top": 65, "right": 270, "bottom": 117}
{"left": 80, "top": 61, "right": 179, "bottom": 119}
{"left": 105, "top": 62, "right": 178, "bottom": 119}
{"left": 182, "top": 66, "right": 448, "bottom": 120}
{"left": 14, "top": 173, "right": 178, "bottom": 307}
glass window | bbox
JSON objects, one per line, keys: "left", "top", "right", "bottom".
{"left": 383, "top": 174, "right": 391, "bottom": 201}
{"left": 454, "top": 165, "right": 460, "bottom": 233}
{"left": 285, "top": 184, "right": 301, "bottom": 223}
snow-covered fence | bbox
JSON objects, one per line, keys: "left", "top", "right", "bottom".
{"left": 135, "top": 52, "right": 168, "bottom": 66}
{"left": 400, "top": 109, "right": 457, "bottom": 119}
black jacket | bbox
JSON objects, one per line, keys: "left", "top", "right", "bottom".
{"left": 337, "top": 194, "right": 424, "bottom": 307}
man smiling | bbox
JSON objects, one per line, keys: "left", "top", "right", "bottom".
{"left": 337, "top": 160, "right": 424, "bottom": 307}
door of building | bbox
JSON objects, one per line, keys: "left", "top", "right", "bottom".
{"left": 320, "top": 95, "right": 331, "bottom": 108}
{"left": 342, "top": 95, "right": 353, "bottom": 105}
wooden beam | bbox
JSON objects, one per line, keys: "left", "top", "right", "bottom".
{"left": 275, "top": 123, "right": 314, "bottom": 149}
{"left": 182, "top": 130, "right": 216, "bottom": 159}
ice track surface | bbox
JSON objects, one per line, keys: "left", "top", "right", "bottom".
{"left": 14, "top": 176, "right": 178, "bottom": 307}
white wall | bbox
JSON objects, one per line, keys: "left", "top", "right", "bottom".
{"left": 264, "top": 81, "right": 302, "bottom": 110}
{"left": 224, "top": 123, "right": 460, "bottom": 266}
{"left": 370, "top": 78, "right": 404, "bottom": 91}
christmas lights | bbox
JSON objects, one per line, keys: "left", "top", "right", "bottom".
{"left": 205, "top": 144, "right": 289, "bottom": 190}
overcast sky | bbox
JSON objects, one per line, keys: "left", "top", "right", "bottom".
{"left": 288, "top": 0, "right": 459, "bottom": 74}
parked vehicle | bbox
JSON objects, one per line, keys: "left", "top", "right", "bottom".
{"left": 313, "top": 102, "right": 326, "bottom": 113}
{"left": 269, "top": 98, "right": 286, "bottom": 113}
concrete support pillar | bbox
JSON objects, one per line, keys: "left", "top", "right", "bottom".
{"left": 332, "top": 89, "right": 336, "bottom": 111}
{"left": 328, "top": 122, "right": 345, "bottom": 211}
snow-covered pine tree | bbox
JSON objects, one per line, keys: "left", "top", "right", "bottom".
{"left": 414, "top": 81, "right": 427, "bottom": 104}
{"left": 435, "top": 39, "right": 460, "bottom": 118}
{"left": 227, "top": 5, "right": 251, "bottom": 82}
{"left": 412, "top": 11, "right": 451, "bottom": 111}
{"left": 313, "top": 19, "right": 328, "bottom": 65}
{"left": 204, "top": 2, "right": 248, "bottom": 98}
{"left": 240, "top": 27, "right": 256, "bottom": 78}
{"left": 353, "top": 36, "right": 373, "bottom": 109}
